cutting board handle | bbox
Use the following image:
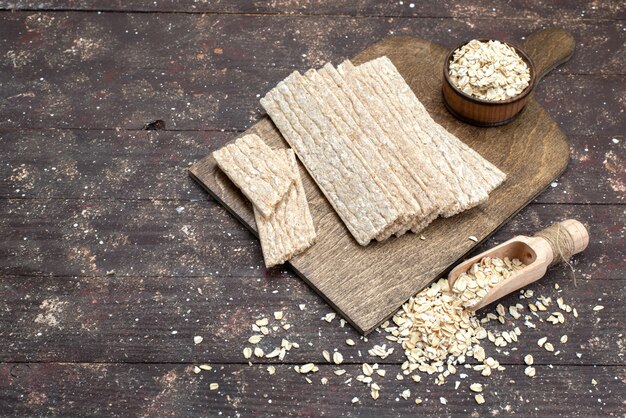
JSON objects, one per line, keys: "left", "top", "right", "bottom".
{"left": 521, "top": 28, "right": 575, "bottom": 82}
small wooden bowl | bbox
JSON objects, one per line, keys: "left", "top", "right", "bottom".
{"left": 442, "top": 40, "right": 537, "bottom": 127}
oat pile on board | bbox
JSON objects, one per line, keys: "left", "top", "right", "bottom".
{"left": 448, "top": 39, "right": 531, "bottom": 101}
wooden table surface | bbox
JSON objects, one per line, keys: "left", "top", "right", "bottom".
{"left": 0, "top": 1, "right": 624, "bottom": 416}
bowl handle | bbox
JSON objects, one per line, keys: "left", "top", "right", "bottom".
{"left": 521, "top": 28, "right": 575, "bottom": 82}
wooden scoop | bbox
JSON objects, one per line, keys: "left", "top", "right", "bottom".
{"left": 448, "top": 219, "right": 589, "bottom": 311}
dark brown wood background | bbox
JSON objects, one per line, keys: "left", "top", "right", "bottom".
{"left": 0, "top": 1, "right": 624, "bottom": 416}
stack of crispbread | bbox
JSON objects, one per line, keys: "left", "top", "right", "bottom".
{"left": 260, "top": 56, "right": 506, "bottom": 246}
{"left": 213, "top": 134, "right": 317, "bottom": 267}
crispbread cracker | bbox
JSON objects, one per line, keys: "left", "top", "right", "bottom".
{"left": 261, "top": 73, "right": 401, "bottom": 245}
{"left": 259, "top": 56, "right": 506, "bottom": 246}
{"left": 362, "top": 57, "right": 506, "bottom": 216}
{"left": 254, "top": 149, "right": 317, "bottom": 268}
{"left": 305, "top": 65, "right": 420, "bottom": 238}
{"left": 333, "top": 61, "right": 442, "bottom": 235}
{"left": 213, "top": 134, "right": 294, "bottom": 218}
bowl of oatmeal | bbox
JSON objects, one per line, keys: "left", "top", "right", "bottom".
{"left": 442, "top": 39, "right": 536, "bottom": 127}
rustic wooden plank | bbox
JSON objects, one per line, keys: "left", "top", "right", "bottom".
{"left": 1, "top": 363, "right": 623, "bottom": 416}
{"left": 0, "top": 0, "right": 623, "bottom": 19}
{"left": 0, "top": 270, "right": 622, "bottom": 364}
{"left": 0, "top": 13, "right": 623, "bottom": 131}
{"left": 1, "top": 130, "right": 623, "bottom": 204}
{"left": 1, "top": 200, "right": 622, "bottom": 279}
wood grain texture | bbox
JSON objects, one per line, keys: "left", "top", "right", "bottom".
{"left": 0, "top": 13, "right": 624, "bottom": 131}
{"left": 1, "top": 274, "right": 622, "bottom": 364}
{"left": 2, "top": 200, "right": 622, "bottom": 279}
{"left": 190, "top": 31, "right": 574, "bottom": 334}
{"left": 1, "top": 0, "right": 624, "bottom": 19}
{"left": 1, "top": 363, "right": 624, "bottom": 417}
{"left": 0, "top": 4, "right": 624, "bottom": 416}
{"left": 1, "top": 130, "right": 622, "bottom": 204}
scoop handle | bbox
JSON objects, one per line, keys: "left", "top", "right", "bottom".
{"left": 521, "top": 28, "right": 575, "bottom": 82}
{"left": 534, "top": 219, "right": 589, "bottom": 267}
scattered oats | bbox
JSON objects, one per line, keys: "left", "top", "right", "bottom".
{"left": 537, "top": 337, "right": 547, "bottom": 347}
{"left": 593, "top": 305, "right": 604, "bottom": 311}
{"left": 440, "top": 397, "right": 448, "bottom": 405}
{"left": 323, "top": 312, "right": 336, "bottom": 322}
{"left": 193, "top": 336, "right": 203, "bottom": 345}
{"left": 305, "top": 377, "right": 312, "bottom": 384}
{"left": 524, "top": 354, "right": 534, "bottom": 366}
{"left": 468, "top": 235, "right": 478, "bottom": 242}
{"left": 470, "top": 383, "right": 483, "bottom": 392}
{"left": 299, "top": 363, "right": 316, "bottom": 374}
{"left": 573, "top": 308, "right": 579, "bottom": 318}
{"left": 321, "top": 377, "right": 329, "bottom": 385}
{"left": 560, "top": 335, "right": 568, "bottom": 344}
{"left": 340, "top": 319, "right": 347, "bottom": 327}
{"left": 267, "top": 366, "right": 276, "bottom": 375}
{"left": 412, "top": 375, "right": 421, "bottom": 383}
{"left": 592, "top": 378, "right": 597, "bottom": 385}
{"left": 475, "top": 394, "right": 485, "bottom": 404}
{"left": 415, "top": 398, "right": 423, "bottom": 405}
{"left": 243, "top": 347, "right": 253, "bottom": 359}
{"left": 544, "top": 342, "right": 554, "bottom": 352}
{"left": 282, "top": 324, "right": 291, "bottom": 330}
{"left": 524, "top": 366, "right": 536, "bottom": 377}
{"left": 260, "top": 326, "right": 270, "bottom": 335}
{"left": 248, "top": 335, "right": 263, "bottom": 344}
{"left": 274, "top": 311, "right": 284, "bottom": 320}
{"left": 377, "top": 369, "right": 386, "bottom": 377}
{"left": 299, "top": 304, "right": 306, "bottom": 311}
{"left": 333, "top": 351, "right": 344, "bottom": 365}
{"left": 265, "top": 348, "right": 281, "bottom": 358}
{"left": 322, "top": 350, "right": 331, "bottom": 362}
{"left": 334, "top": 369, "right": 346, "bottom": 376}
{"left": 199, "top": 364, "right": 212, "bottom": 371}
{"left": 256, "top": 318, "right": 269, "bottom": 327}
{"left": 576, "top": 353, "right": 582, "bottom": 358}
{"left": 371, "top": 388, "right": 379, "bottom": 400}
{"left": 346, "top": 339, "right": 355, "bottom": 346}
{"left": 351, "top": 397, "right": 359, "bottom": 404}
{"left": 363, "top": 363, "right": 374, "bottom": 376}
{"left": 209, "top": 383, "right": 219, "bottom": 390}
{"left": 254, "top": 347, "right": 264, "bottom": 358}
{"left": 193, "top": 366, "right": 201, "bottom": 374}
{"left": 401, "top": 389, "right": 411, "bottom": 400}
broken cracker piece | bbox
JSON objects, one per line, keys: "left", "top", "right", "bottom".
{"left": 255, "top": 149, "right": 316, "bottom": 267}
{"left": 213, "top": 134, "right": 294, "bottom": 218}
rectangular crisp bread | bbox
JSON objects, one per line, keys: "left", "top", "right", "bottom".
{"left": 213, "top": 134, "right": 294, "bottom": 218}
{"left": 260, "top": 73, "right": 401, "bottom": 246}
{"left": 260, "top": 56, "right": 506, "bottom": 246}
{"left": 303, "top": 66, "right": 420, "bottom": 239}
{"left": 365, "top": 57, "right": 506, "bottom": 216}
{"left": 254, "top": 149, "right": 317, "bottom": 268}
{"left": 331, "top": 61, "right": 442, "bottom": 236}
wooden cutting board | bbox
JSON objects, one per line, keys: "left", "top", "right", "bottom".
{"left": 189, "top": 28, "right": 574, "bottom": 334}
